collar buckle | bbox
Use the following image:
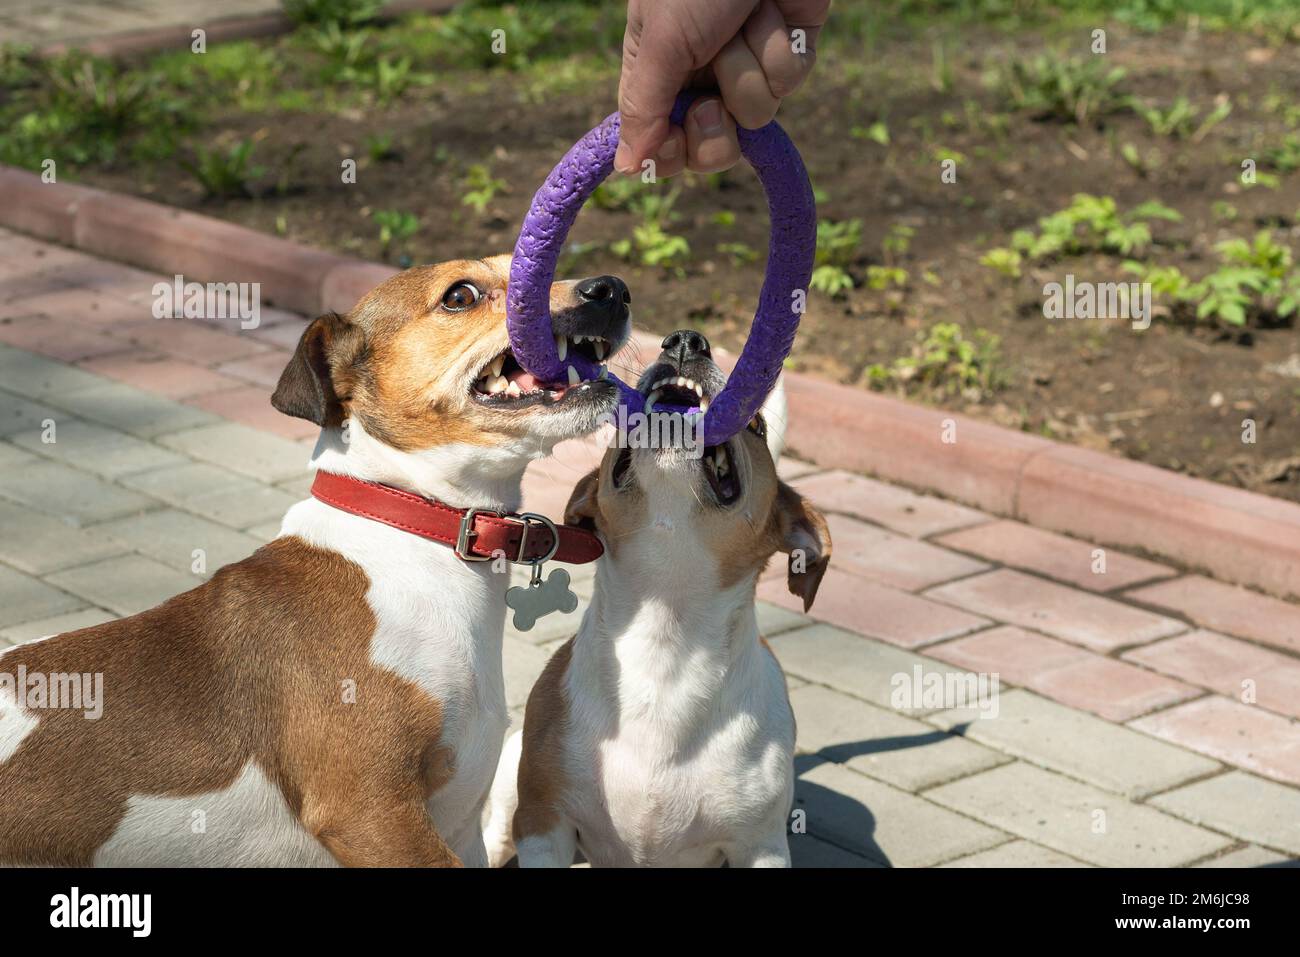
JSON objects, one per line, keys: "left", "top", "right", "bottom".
{"left": 454, "top": 507, "right": 501, "bottom": 561}
{"left": 454, "top": 509, "right": 562, "bottom": 565}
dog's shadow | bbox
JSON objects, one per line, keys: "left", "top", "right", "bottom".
{"left": 789, "top": 724, "right": 969, "bottom": 869}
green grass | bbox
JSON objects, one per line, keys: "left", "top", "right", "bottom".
{"left": 182, "top": 139, "right": 264, "bottom": 198}
{"left": 1123, "top": 230, "right": 1300, "bottom": 328}
{"left": 811, "top": 219, "right": 864, "bottom": 298}
{"left": 824, "top": 0, "right": 1300, "bottom": 37}
{"left": 866, "top": 321, "right": 1005, "bottom": 402}
{"left": 981, "top": 194, "right": 1182, "bottom": 270}
{"left": 0, "top": 1, "right": 627, "bottom": 173}
{"left": 989, "top": 53, "right": 1130, "bottom": 124}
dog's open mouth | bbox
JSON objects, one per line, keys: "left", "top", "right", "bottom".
{"left": 643, "top": 375, "right": 708, "bottom": 414}
{"left": 471, "top": 335, "right": 613, "bottom": 407}
{"left": 702, "top": 443, "right": 740, "bottom": 505}
{"left": 626, "top": 368, "right": 740, "bottom": 507}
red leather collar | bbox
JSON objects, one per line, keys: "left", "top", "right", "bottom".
{"left": 309, "top": 471, "right": 603, "bottom": 565}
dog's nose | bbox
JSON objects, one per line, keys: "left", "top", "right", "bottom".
{"left": 661, "top": 329, "right": 711, "bottom": 360}
{"left": 576, "top": 275, "right": 631, "bottom": 309}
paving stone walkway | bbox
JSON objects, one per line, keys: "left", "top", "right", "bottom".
{"left": 2, "top": 226, "right": 1299, "bottom": 867}
{"left": 0, "top": 0, "right": 280, "bottom": 48}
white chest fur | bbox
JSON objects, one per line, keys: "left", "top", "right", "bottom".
{"left": 561, "top": 578, "right": 796, "bottom": 867}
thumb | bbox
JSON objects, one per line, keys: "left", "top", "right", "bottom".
{"left": 615, "top": 20, "right": 695, "bottom": 174}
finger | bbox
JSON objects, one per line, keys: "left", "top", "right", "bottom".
{"left": 744, "top": 0, "right": 812, "bottom": 99}
{"left": 772, "top": 0, "right": 832, "bottom": 37}
{"left": 712, "top": 33, "right": 780, "bottom": 130}
{"left": 616, "top": 18, "right": 695, "bottom": 174}
{"left": 684, "top": 96, "right": 741, "bottom": 174}
{"left": 649, "top": 126, "right": 687, "bottom": 180}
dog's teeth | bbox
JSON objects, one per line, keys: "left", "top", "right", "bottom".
{"left": 555, "top": 335, "right": 567, "bottom": 361}
{"left": 487, "top": 375, "right": 508, "bottom": 394}
{"left": 567, "top": 365, "right": 581, "bottom": 386}
{"left": 573, "top": 334, "right": 586, "bottom": 344}
{"left": 699, "top": 397, "right": 710, "bottom": 413}
{"left": 490, "top": 355, "right": 505, "bottom": 377}
{"left": 716, "top": 447, "right": 730, "bottom": 475}
{"left": 506, "top": 380, "right": 522, "bottom": 397}
{"left": 593, "top": 340, "right": 607, "bottom": 360}
{"left": 598, "top": 364, "right": 609, "bottom": 379}
{"left": 645, "top": 390, "right": 661, "bottom": 413}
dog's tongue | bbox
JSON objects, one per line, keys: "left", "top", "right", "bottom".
{"left": 508, "top": 368, "right": 545, "bottom": 392}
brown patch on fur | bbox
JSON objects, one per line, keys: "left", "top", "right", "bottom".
{"left": 0, "top": 537, "right": 459, "bottom": 867}
{"left": 771, "top": 482, "right": 832, "bottom": 611}
{"left": 513, "top": 639, "right": 573, "bottom": 841}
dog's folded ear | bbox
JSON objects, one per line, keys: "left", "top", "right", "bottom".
{"left": 272, "top": 312, "right": 363, "bottom": 427}
{"left": 564, "top": 468, "right": 601, "bottom": 533}
{"left": 774, "top": 482, "right": 832, "bottom": 612}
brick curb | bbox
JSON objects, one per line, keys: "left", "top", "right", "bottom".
{"left": 3, "top": 165, "right": 1298, "bottom": 600}
{"left": 38, "top": 0, "right": 462, "bottom": 60}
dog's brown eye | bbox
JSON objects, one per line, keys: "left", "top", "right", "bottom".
{"left": 441, "top": 282, "right": 481, "bottom": 312}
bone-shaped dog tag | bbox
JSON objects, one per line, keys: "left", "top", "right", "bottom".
{"left": 506, "top": 565, "right": 579, "bottom": 632}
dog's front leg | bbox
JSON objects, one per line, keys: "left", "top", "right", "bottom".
{"left": 725, "top": 834, "right": 792, "bottom": 868}
{"left": 514, "top": 826, "right": 578, "bottom": 868}
{"left": 304, "top": 796, "right": 462, "bottom": 868}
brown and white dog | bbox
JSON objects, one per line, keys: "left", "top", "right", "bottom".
{"left": 483, "top": 331, "right": 831, "bottom": 867}
{"left": 0, "top": 256, "right": 630, "bottom": 867}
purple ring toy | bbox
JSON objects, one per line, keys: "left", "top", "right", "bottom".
{"left": 506, "top": 91, "right": 816, "bottom": 447}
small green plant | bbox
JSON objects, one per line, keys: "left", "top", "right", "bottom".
{"left": 850, "top": 121, "right": 890, "bottom": 146}
{"left": 610, "top": 222, "right": 690, "bottom": 271}
{"left": 372, "top": 208, "right": 419, "bottom": 258}
{"left": 370, "top": 55, "right": 414, "bottom": 102}
{"left": 282, "top": 0, "right": 381, "bottom": 28}
{"left": 1001, "top": 194, "right": 1180, "bottom": 263}
{"left": 717, "top": 242, "right": 759, "bottom": 266}
{"left": 460, "top": 163, "right": 507, "bottom": 214}
{"left": 1123, "top": 230, "right": 1300, "bottom": 328}
{"left": 0, "top": 43, "right": 36, "bottom": 87}
{"left": 365, "top": 132, "right": 395, "bottom": 162}
{"left": 992, "top": 54, "right": 1128, "bottom": 124}
{"left": 1244, "top": 170, "right": 1282, "bottom": 190}
{"left": 1121, "top": 142, "right": 1143, "bottom": 172}
{"left": 311, "top": 20, "right": 372, "bottom": 75}
{"left": 590, "top": 178, "right": 642, "bottom": 212}
{"left": 867, "top": 322, "right": 1004, "bottom": 402}
{"left": 45, "top": 55, "right": 151, "bottom": 139}
{"left": 182, "top": 139, "right": 264, "bottom": 198}
{"left": 811, "top": 218, "right": 863, "bottom": 297}
{"left": 1212, "top": 201, "right": 1239, "bottom": 223}
{"left": 810, "top": 265, "right": 854, "bottom": 298}
{"left": 1131, "top": 95, "right": 1231, "bottom": 141}
{"left": 866, "top": 266, "right": 908, "bottom": 290}
{"left": 979, "top": 247, "right": 1023, "bottom": 280}
{"left": 931, "top": 146, "right": 967, "bottom": 166}
{"left": 882, "top": 224, "right": 915, "bottom": 263}
{"left": 1263, "top": 133, "right": 1300, "bottom": 173}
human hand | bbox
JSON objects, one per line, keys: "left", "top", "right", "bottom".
{"left": 615, "top": 0, "right": 830, "bottom": 178}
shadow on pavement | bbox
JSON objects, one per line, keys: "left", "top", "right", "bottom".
{"left": 791, "top": 723, "right": 974, "bottom": 868}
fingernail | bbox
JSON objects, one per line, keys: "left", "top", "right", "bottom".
{"left": 694, "top": 99, "right": 725, "bottom": 135}
{"left": 614, "top": 141, "right": 636, "bottom": 174}
{"left": 656, "top": 136, "right": 680, "bottom": 161}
